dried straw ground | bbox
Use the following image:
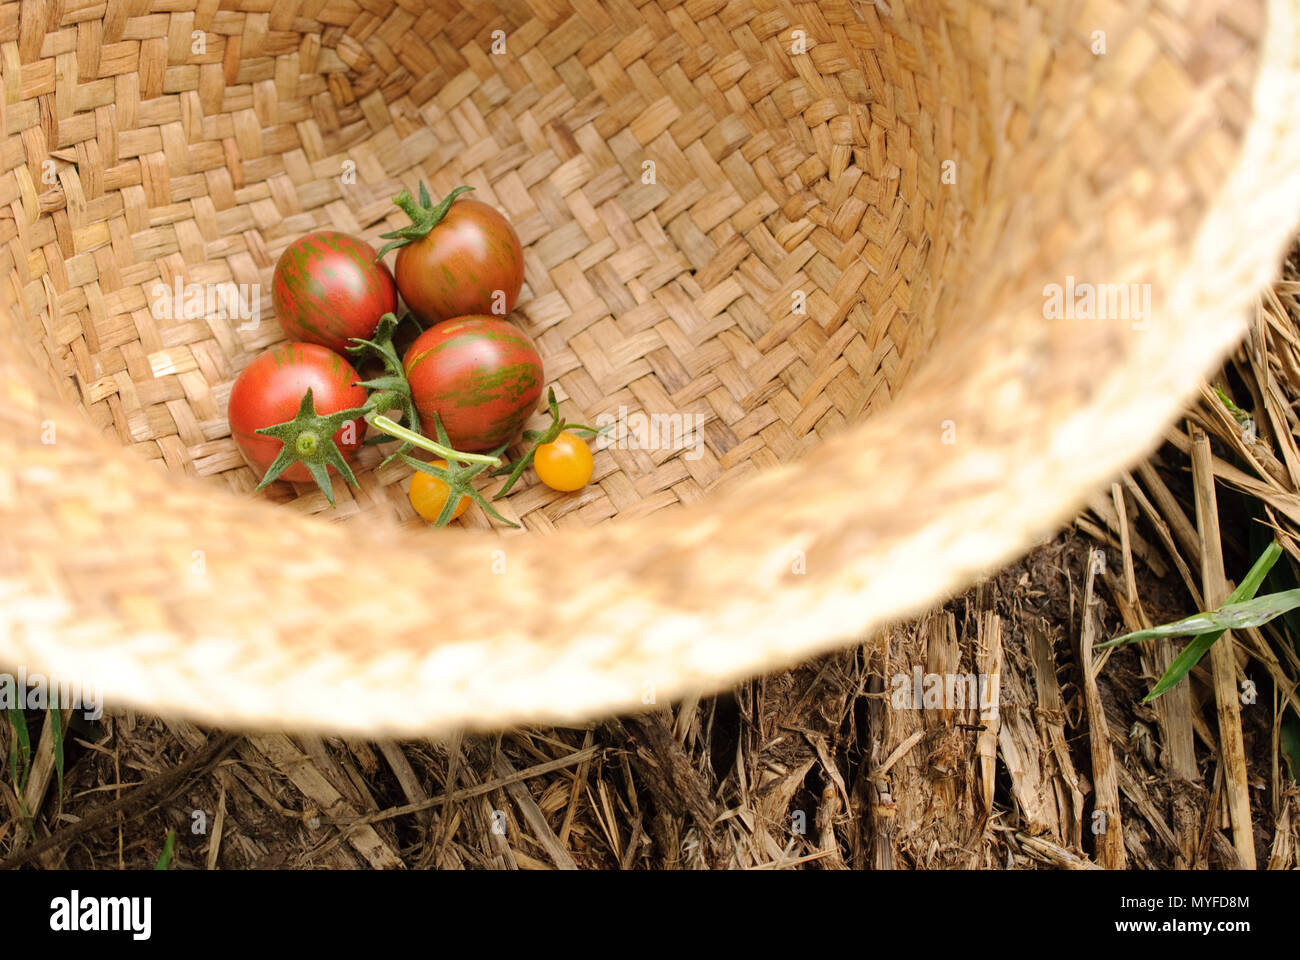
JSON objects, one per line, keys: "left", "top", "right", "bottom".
{"left": 5, "top": 264, "right": 1300, "bottom": 870}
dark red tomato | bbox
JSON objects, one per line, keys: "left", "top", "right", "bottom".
{"left": 228, "top": 343, "right": 368, "bottom": 483}
{"left": 403, "top": 316, "right": 543, "bottom": 451}
{"left": 272, "top": 231, "right": 396, "bottom": 353}
{"left": 394, "top": 199, "right": 524, "bottom": 326}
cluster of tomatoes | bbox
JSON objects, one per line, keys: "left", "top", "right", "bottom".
{"left": 226, "top": 184, "right": 600, "bottom": 526}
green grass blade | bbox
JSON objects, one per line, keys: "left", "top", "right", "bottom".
{"left": 50, "top": 706, "right": 65, "bottom": 801}
{"left": 1099, "top": 543, "right": 1283, "bottom": 648}
{"left": 1213, "top": 384, "right": 1250, "bottom": 422}
{"left": 1143, "top": 634, "right": 1220, "bottom": 702}
{"left": 155, "top": 829, "right": 176, "bottom": 870}
{"left": 1124, "top": 589, "right": 1300, "bottom": 645}
{"left": 1138, "top": 543, "right": 1283, "bottom": 702}
{"left": 7, "top": 725, "right": 18, "bottom": 794}
{"left": 7, "top": 708, "right": 31, "bottom": 792}
{"left": 6, "top": 709, "right": 36, "bottom": 840}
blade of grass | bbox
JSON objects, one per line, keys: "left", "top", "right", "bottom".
{"left": 1132, "top": 589, "right": 1300, "bottom": 645}
{"left": 154, "top": 829, "right": 176, "bottom": 870}
{"left": 7, "top": 708, "right": 30, "bottom": 792}
{"left": 7, "top": 723, "right": 18, "bottom": 793}
{"left": 6, "top": 709, "right": 36, "bottom": 840}
{"left": 1142, "top": 608, "right": 1275, "bottom": 703}
{"left": 1099, "top": 542, "right": 1283, "bottom": 648}
{"left": 1107, "top": 543, "right": 1283, "bottom": 702}
{"left": 50, "top": 706, "right": 64, "bottom": 801}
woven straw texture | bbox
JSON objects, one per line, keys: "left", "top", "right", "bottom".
{"left": 3, "top": 0, "right": 1300, "bottom": 734}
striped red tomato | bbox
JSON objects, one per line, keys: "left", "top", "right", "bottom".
{"left": 228, "top": 343, "right": 368, "bottom": 485}
{"left": 272, "top": 231, "right": 396, "bottom": 353}
{"left": 402, "top": 316, "right": 543, "bottom": 451}
{"left": 377, "top": 185, "right": 524, "bottom": 327}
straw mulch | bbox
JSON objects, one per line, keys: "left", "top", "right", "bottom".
{"left": 5, "top": 264, "right": 1300, "bottom": 870}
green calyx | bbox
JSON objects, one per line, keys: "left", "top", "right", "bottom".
{"left": 374, "top": 183, "right": 474, "bottom": 260}
{"left": 254, "top": 388, "right": 369, "bottom": 506}
{"left": 493, "top": 386, "right": 609, "bottom": 499}
{"left": 402, "top": 413, "right": 517, "bottom": 528}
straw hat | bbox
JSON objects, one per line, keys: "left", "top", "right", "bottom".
{"left": 3, "top": 0, "right": 1299, "bottom": 733}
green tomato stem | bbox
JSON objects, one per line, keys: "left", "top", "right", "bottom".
{"left": 392, "top": 190, "right": 425, "bottom": 225}
{"left": 364, "top": 389, "right": 404, "bottom": 417}
{"left": 369, "top": 414, "right": 500, "bottom": 466}
{"left": 375, "top": 185, "right": 475, "bottom": 260}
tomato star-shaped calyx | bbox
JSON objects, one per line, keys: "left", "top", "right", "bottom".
{"left": 492, "top": 387, "right": 609, "bottom": 499}
{"left": 374, "top": 183, "right": 474, "bottom": 260}
{"left": 400, "top": 413, "right": 517, "bottom": 528}
{"left": 254, "top": 388, "right": 370, "bottom": 505}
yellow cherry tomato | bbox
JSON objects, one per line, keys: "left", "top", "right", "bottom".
{"left": 533, "top": 431, "right": 593, "bottom": 491}
{"left": 408, "top": 461, "right": 468, "bottom": 522}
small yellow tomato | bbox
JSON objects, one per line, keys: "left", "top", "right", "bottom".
{"left": 533, "top": 431, "right": 593, "bottom": 491}
{"left": 408, "top": 461, "right": 468, "bottom": 522}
